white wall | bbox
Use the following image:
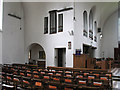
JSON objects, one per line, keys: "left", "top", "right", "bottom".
{"left": 23, "top": 2, "right": 74, "bottom": 67}
{"left": 74, "top": 2, "right": 117, "bottom": 58}
{"left": 2, "top": 2, "right": 25, "bottom": 64}
{"left": 74, "top": 2, "right": 99, "bottom": 57}
{"left": 23, "top": 2, "right": 118, "bottom": 67}
{"left": 0, "top": 0, "right": 3, "bottom": 64}
{"left": 0, "top": 0, "right": 3, "bottom": 30}
{"left": 0, "top": 37, "right": 1, "bottom": 64}
{"left": 2, "top": 2, "right": 117, "bottom": 66}
{"left": 101, "top": 11, "right": 118, "bottom": 58}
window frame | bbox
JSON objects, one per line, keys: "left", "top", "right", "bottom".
{"left": 94, "top": 21, "right": 97, "bottom": 42}
{"left": 44, "top": 17, "right": 48, "bottom": 34}
{"left": 49, "top": 10, "right": 57, "bottom": 34}
{"left": 83, "top": 11, "right": 88, "bottom": 37}
{"left": 58, "top": 13, "right": 63, "bottom": 32}
{"left": 39, "top": 51, "right": 45, "bottom": 59}
{"left": 89, "top": 10, "right": 93, "bottom": 40}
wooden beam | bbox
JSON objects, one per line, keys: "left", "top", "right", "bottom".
{"left": 57, "top": 7, "right": 73, "bottom": 12}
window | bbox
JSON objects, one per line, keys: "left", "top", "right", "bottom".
{"left": 58, "top": 14, "right": 63, "bottom": 32}
{"left": 94, "top": 21, "right": 97, "bottom": 42}
{"left": 44, "top": 17, "right": 48, "bottom": 34}
{"left": 89, "top": 10, "right": 93, "bottom": 40}
{"left": 28, "top": 50, "right": 31, "bottom": 60}
{"left": 39, "top": 51, "right": 45, "bottom": 59}
{"left": 49, "top": 10, "right": 57, "bottom": 34}
{"left": 83, "top": 11, "right": 88, "bottom": 37}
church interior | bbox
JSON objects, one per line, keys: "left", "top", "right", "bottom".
{"left": 0, "top": 1, "right": 120, "bottom": 90}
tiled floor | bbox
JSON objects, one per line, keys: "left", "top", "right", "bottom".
{"left": 112, "top": 68, "right": 120, "bottom": 89}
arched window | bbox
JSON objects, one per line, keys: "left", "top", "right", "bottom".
{"left": 94, "top": 21, "right": 97, "bottom": 42}
{"left": 89, "top": 10, "right": 93, "bottom": 40}
{"left": 83, "top": 11, "right": 88, "bottom": 37}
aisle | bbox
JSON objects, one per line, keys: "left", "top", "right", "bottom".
{"left": 112, "top": 68, "right": 120, "bottom": 89}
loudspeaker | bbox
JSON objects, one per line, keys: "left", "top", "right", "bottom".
{"left": 98, "top": 28, "right": 101, "bottom": 33}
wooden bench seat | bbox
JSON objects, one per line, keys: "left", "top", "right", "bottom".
{"left": 2, "top": 64, "right": 113, "bottom": 90}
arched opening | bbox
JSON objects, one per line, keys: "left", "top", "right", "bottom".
{"left": 89, "top": 10, "right": 93, "bottom": 31}
{"left": 28, "top": 43, "right": 46, "bottom": 68}
{"left": 83, "top": 11, "right": 88, "bottom": 37}
{"left": 83, "top": 11, "right": 88, "bottom": 32}
{"left": 89, "top": 10, "right": 93, "bottom": 40}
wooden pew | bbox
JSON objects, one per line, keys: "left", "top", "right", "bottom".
{"left": 2, "top": 64, "right": 113, "bottom": 90}
{"left": 47, "top": 66, "right": 108, "bottom": 73}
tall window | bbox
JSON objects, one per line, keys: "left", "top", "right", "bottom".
{"left": 58, "top": 14, "right": 63, "bottom": 32}
{"left": 28, "top": 50, "right": 31, "bottom": 60}
{"left": 89, "top": 10, "right": 93, "bottom": 40}
{"left": 83, "top": 11, "right": 88, "bottom": 37}
{"left": 49, "top": 10, "right": 57, "bottom": 34}
{"left": 44, "top": 17, "right": 48, "bottom": 34}
{"left": 94, "top": 21, "right": 97, "bottom": 42}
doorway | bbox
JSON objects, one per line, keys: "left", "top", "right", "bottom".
{"left": 28, "top": 43, "right": 46, "bottom": 68}
{"left": 55, "top": 48, "right": 66, "bottom": 67}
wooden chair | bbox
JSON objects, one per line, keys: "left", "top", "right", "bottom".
{"left": 87, "top": 74, "right": 96, "bottom": 80}
{"left": 46, "top": 71, "right": 54, "bottom": 76}
{"left": 2, "top": 70, "right": 6, "bottom": 84}
{"left": 102, "top": 72, "right": 112, "bottom": 87}
{"left": 40, "top": 70, "right": 46, "bottom": 75}
{"left": 62, "top": 77, "right": 77, "bottom": 90}
{"left": 32, "top": 78, "right": 44, "bottom": 90}
{"left": 54, "top": 71, "right": 63, "bottom": 77}
{"left": 21, "top": 76, "right": 32, "bottom": 89}
{"left": 90, "top": 79, "right": 107, "bottom": 90}
{"left": 32, "top": 69, "right": 39, "bottom": 74}
{"left": 13, "top": 69, "right": 19, "bottom": 76}
{"left": 50, "top": 75, "right": 61, "bottom": 84}
{"left": 76, "top": 78, "right": 88, "bottom": 86}
{"left": 41, "top": 74, "right": 52, "bottom": 89}
{"left": 45, "top": 82, "right": 60, "bottom": 90}
{"left": 6, "top": 73, "right": 13, "bottom": 85}
{"left": 83, "top": 72, "right": 90, "bottom": 78}
{"left": 26, "top": 71, "right": 33, "bottom": 78}
{"left": 75, "top": 73, "right": 85, "bottom": 80}
{"left": 64, "top": 70, "right": 73, "bottom": 74}
{"left": 19, "top": 70, "right": 26, "bottom": 77}
{"left": 13, "top": 75, "right": 21, "bottom": 89}
{"left": 99, "top": 75, "right": 110, "bottom": 89}
{"left": 42, "top": 74, "right": 51, "bottom": 83}
{"left": 64, "top": 72, "right": 73, "bottom": 78}
{"left": 93, "top": 73, "right": 100, "bottom": 79}
{"left": 33, "top": 72, "right": 40, "bottom": 79}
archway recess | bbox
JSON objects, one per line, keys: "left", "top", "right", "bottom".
{"left": 28, "top": 43, "right": 46, "bottom": 67}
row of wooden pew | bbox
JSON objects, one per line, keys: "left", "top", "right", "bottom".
{"left": 2, "top": 64, "right": 112, "bottom": 90}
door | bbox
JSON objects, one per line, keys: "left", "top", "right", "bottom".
{"left": 58, "top": 48, "right": 63, "bottom": 67}
{"left": 55, "top": 48, "right": 66, "bottom": 67}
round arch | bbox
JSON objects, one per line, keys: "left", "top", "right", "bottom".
{"left": 27, "top": 43, "right": 46, "bottom": 67}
